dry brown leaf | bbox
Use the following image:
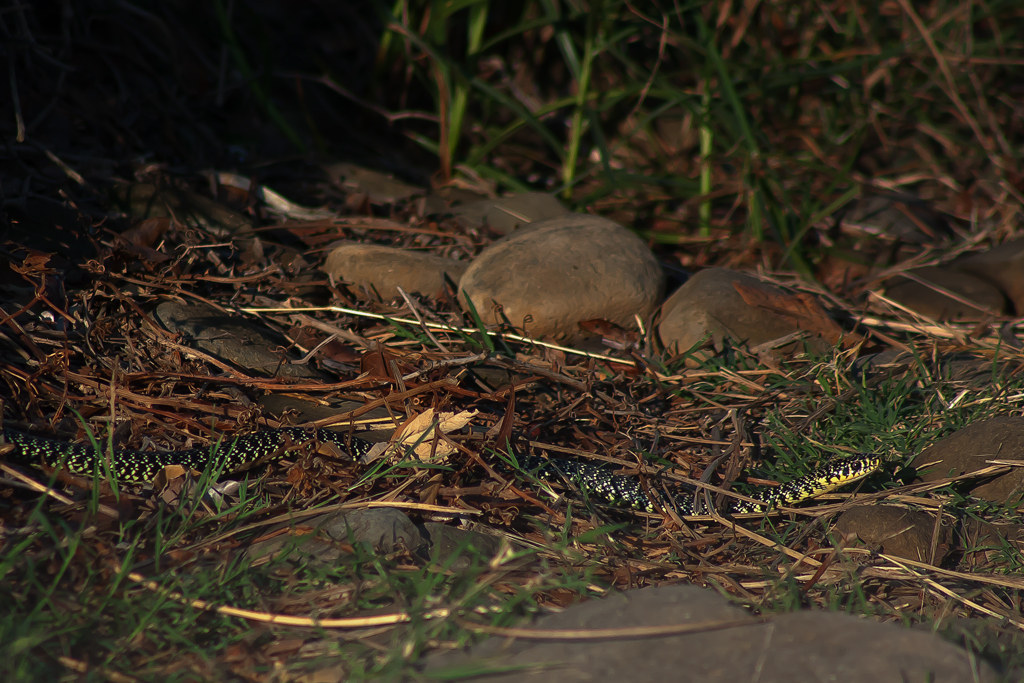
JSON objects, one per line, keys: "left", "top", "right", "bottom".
{"left": 733, "top": 281, "right": 860, "bottom": 346}
{"left": 392, "top": 408, "right": 478, "bottom": 460}
{"left": 360, "top": 346, "right": 400, "bottom": 382}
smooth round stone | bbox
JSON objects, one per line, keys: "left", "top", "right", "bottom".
{"left": 910, "top": 416, "right": 1024, "bottom": 504}
{"left": 658, "top": 268, "right": 832, "bottom": 355}
{"left": 458, "top": 214, "right": 663, "bottom": 339}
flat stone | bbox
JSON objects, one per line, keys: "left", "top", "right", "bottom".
{"left": 322, "top": 242, "right": 467, "bottom": 300}
{"left": 324, "top": 162, "right": 423, "bottom": 204}
{"left": 244, "top": 508, "right": 428, "bottom": 565}
{"left": 954, "top": 238, "right": 1024, "bottom": 315}
{"left": 316, "top": 508, "right": 427, "bottom": 553}
{"left": 835, "top": 504, "right": 950, "bottom": 564}
{"left": 881, "top": 266, "right": 1006, "bottom": 320}
{"left": 418, "top": 188, "right": 490, "bottom": 217}
{"left": 113, "top": 183, "right": 252, "bottom": 237}
{"left": 424, "top": 585, "right": 997, "bottom": 682}
{"left": 154, "top": 300, "right": 321, "bottom": 379}
{"left": 421, "top": 523, "right": 505, "bottom": 571}
{"left": 839, "top": 194, "right": 952, "bottom": 244}
{"left": 256, "top": 395, "right": 394, "bottom": 442}
{"left": 458, "top": 214, "right": 663, "bottom": 339}
{"left": 453, "top": 192, "right": 570, "bottom": 234}
{"left": 910, "top": 416, "right": 1024, "bottom": 504}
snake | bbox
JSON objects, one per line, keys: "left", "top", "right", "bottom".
{"left": 515, "top": 452, "right": 881, "bottom": 515}
{"left": 2, "top": 427, "right": 880, "bottom": 516}
{"left": 2, "top": 427, "right": 375, "bottom": 484}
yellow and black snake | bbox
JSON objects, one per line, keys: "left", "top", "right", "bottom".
{"left": 2, "top": 427, "right": 880, "bottom": 515}
{"left": 2, "top": 427, "right": 374, "bottom": 484}
{"left": 518, "top": 451, "right": 881, "bottom": 515}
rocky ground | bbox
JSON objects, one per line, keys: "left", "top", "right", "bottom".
{"left": 5, "top": 2, "right": 1024, "bottom": 681}
{"left": 6, "top": 176, "right": 1024, "bottom": 680}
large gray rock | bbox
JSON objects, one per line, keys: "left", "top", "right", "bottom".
{"left": 425, "top": 585, "right": 998, "bottom": 682}
{"left": 458, "top": 214, "right": 663, "bottom": 339}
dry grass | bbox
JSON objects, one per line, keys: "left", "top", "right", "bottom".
{"left": 4, "top": 0, "right": 1024, "bottom": 678}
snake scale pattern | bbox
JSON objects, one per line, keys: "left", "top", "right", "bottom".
{"left": 516, "top": 452, "right": 880, "bottom": 515}
{"left": 3, "top": 427, "right": 375, "bottom": 483}
{"left": 2, "top": 427, "right": 880, "bottom": 515}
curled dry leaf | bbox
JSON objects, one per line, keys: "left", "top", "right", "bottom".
{"left": 391, "top": 408, "right": 479, "bottom": 461}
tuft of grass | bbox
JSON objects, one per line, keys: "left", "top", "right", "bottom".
{"left": 0, "top": 434, "right": 616, "bottom": 680}
{"left": 371, "top": 0, "right": 1019, "bottom": 271}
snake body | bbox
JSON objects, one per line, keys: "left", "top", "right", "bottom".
{"left": 3, "top": 427, "right": 374, "bottom": 484}
{"left": 517, "top": 452, "right": 880, "bottom": 515}
{"left": 3, "top": 427, "right": 879, "bottom": 515}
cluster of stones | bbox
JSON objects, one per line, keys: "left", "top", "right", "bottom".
{"left": 323, "top": 194, "right": 825, "bottom": 354}
{"left": 323, "top": 190, "right": 1024, "bottom": 353}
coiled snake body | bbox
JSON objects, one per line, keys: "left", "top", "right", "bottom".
{"left": 2, "top": 427, "right": 879, "bottom": 515}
